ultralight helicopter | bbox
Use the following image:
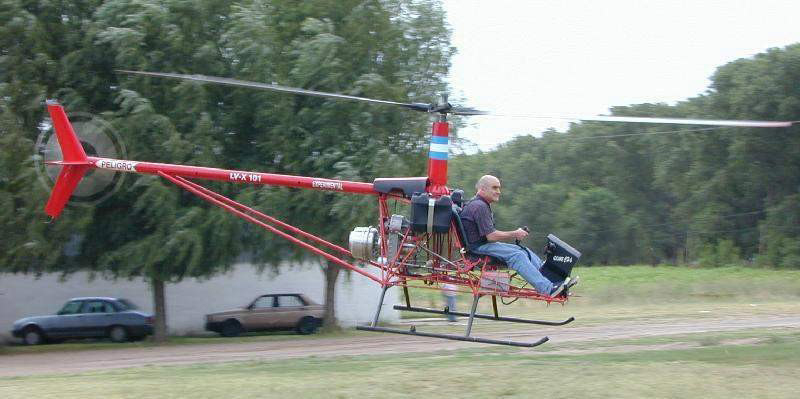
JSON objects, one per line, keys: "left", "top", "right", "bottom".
{"left": 41, "top": 70, "right": 794, "bottom": 347}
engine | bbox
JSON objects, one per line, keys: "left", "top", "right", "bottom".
{"left": 348, "top": 226, "right": 379, "bottom": 261}
{"left": 349, "top": 214, "right": 408, "bottom": 263}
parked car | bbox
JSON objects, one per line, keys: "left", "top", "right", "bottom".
{"left": 205, "top": 293, "right": 324, "bottom": 337}
{"left": 11, "top": 297, "right": 153, "bottom": 345}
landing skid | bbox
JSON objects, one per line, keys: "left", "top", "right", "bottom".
{"left": 393, "top": 305, "right": 575, "bottom": 326}
{"left": 358, "top": 286, "right": 572, "bottom": 348}
{"left": 356, "top": 325, "right": 549, "bottom": 347}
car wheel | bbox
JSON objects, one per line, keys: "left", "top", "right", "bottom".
{"left": 108, "top": 325, "right": 129, "bottom": 343}
{"left": 221, "top": 320, "right": 243, "bottom": 337}
{"left": 296, "top": 316, "right": 319, "bottom": 335}
{"left": 22, "top": 326, "right": 45, "bottom": 345}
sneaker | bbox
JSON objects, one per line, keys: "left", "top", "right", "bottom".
{"left": 566, "top": 275, "right": 580, "bottom": 289}
{"left": 550, "top": 277, "right": 570, "bottom": 297}
{"left": 560, "top": 275, "right": 580, "bottom": 297}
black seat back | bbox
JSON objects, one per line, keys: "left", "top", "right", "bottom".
{"left": 451, "top": 205, "right": 470, "bottom": 250}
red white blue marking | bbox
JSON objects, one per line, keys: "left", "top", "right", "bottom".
{"left": 429, "top": 136, "right": 448, "bottom": 160}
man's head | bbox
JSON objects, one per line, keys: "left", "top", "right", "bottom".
{"left": 476, "top": 175, "right": 501, "bottom": 203}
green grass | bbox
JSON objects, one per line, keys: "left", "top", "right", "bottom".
{"left": 574, "top": 265, "right": 800, "bottom": 304}
{"left": 2, "top": 334, "right": 799, "bottom": 399}
{"left": 404, "top": 265, "right": 800, "bottom": 312}
{"left": 3, "top": 266, "right": 800, "bottom": 398}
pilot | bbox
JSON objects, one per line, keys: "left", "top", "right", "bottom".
{"left": 460, "top": 175, "right": 578, "bottom": 297}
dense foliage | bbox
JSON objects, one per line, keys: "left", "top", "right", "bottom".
{"left": 1, "top": 0, "right": 452, "bottom": 275}
{"left": 450, "top": 45, "right": 800, "bottom": 267}
{"left": 0, "top": 0, "right": 454, "bottom": 333}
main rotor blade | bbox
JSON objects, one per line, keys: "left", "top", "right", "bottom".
{"left": 450, "top": 107, "right": 490, "bottom": 116}
{"left": 492, "top": 113, "right": 794, "bottom": 128}
{"left": 117, "top": 70, "right": 432, "bottom": 112}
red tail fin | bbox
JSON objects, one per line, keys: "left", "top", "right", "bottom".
{"left": 44, "top": 101, "right": 91, "bottom": 219}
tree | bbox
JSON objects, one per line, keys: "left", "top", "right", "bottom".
{"left": 554, "top": 187, "right": 628, "bottom": 265}
{"left": 758, "top": 195, "right": 800, "bottom": 268}
{"left": 448, "top": 44, "right": 800, "bottom": 268}
{"left": 1, "top": 0, "right": 456, "bottom": 338}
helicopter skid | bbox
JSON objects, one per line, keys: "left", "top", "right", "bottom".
{"left": 392, "top": 305, "right": 575, "bottom": 326}
{"left": 356, "top": 325, "right": 549, "bottom": 348}
{"left": 363, "top": 287, "right": 564, "bottom": 348}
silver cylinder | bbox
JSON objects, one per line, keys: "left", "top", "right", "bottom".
{"left": 349, "top": 226, "right": 380, "bottom": 261}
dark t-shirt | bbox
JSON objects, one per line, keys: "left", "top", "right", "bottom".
{"left": 460, "top": 196, "right": 495, "bottom": 248}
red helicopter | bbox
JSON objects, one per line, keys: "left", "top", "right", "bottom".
{"left": 42, "top": 71, "right": 794, "bottom": 347}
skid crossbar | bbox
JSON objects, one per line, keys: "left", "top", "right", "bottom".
{"left": 356, "top": 325, "right": 549, "bottom": 348}
{"left": 393, "top": 305, "right": 575, "bottom": 326}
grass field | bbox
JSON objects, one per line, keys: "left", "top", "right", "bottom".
{"left": 402, "top": 265, "right": 800, "bottom": 317}
{"left": 2, "top": 330, "right": 798, "bottom": 399}
{"left": 2, "top": 266, "right": 799, "bottom": 398}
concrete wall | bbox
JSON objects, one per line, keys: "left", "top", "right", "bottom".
{"left": 0, "top": 261, "right": 398, "bottom": 342}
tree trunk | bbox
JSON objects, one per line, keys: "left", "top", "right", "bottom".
{"left": 151, "top": 278, "right": 168, "bottom": 343}
{"left": 322, "top": 260, "right": 341, "bottom": 332}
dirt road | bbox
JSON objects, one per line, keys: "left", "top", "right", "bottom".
{"left": 3, "top": 314, "right": 798, "bottom": 377}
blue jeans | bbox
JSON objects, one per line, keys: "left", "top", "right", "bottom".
{"left": 472, "top": 242, "right": 555, "bottom": 295}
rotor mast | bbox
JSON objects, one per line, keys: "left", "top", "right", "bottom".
{"left": 426, "top": 94, "right": 459, "bottom": 196}
{"left": 427, "top": 113, "right": 450, "bottom": 195}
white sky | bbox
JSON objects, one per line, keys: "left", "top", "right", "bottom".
{"left": 443, "top": 0, "right": 800, "bottom": 151}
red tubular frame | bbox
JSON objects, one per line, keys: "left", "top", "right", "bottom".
{"left": 158, "top": 172, "right": 383, "bottom": 284}
{"left": 157, "top": 170, "right": 564, "bottom": 303}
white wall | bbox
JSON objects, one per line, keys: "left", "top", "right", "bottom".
{"left": 0, "top": 261, "right": 398, "bottom": 341}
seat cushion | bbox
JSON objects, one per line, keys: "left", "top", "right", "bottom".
{"left": 465, "top": 252, "right": 506, "bottom": 268}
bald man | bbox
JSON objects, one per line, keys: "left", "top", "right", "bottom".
{"left": 460, "top": 175, "right": 577, "bottom": 297}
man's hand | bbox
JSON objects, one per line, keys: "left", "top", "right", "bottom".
{"left": 511, "top": 228, "right": 529, "bottom": 239}
{"left": 486, "top": 227, "right": 530, "bottom": 242}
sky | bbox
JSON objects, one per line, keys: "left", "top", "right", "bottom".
{"left": 442, "top": 0, "right": 800, "bottom": 151}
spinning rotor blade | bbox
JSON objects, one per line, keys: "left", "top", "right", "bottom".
{"left": 448, "top": 107, "right": 490, "bottom": 116}
{"left": 118, "top": 70, "right": 486, "bottom": 115}
{"left": 491, "top": 113, "right": 794, "bottom": 128}
{"left": 118, "top": 70, "right": 791, "bottom": 125}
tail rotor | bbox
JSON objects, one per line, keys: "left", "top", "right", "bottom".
{"left": 36, "top": 102, "right": 126, "bottom": 219}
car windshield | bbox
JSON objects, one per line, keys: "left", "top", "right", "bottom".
{"left": 116, "top": 299, "right": 138, "bottom": 310}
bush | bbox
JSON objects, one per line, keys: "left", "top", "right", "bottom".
{"left": 758, "top": 195, "right": 800, "bottom": 268}
{"left": 698, "top": 239, "right": 742, "bottom": 267}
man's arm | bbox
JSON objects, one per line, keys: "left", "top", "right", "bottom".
{"left": 486, "top": 228, "right": 528, "bottom": 242}
{"left": 471, "top": 200, "right": 529, "bottom": 243}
